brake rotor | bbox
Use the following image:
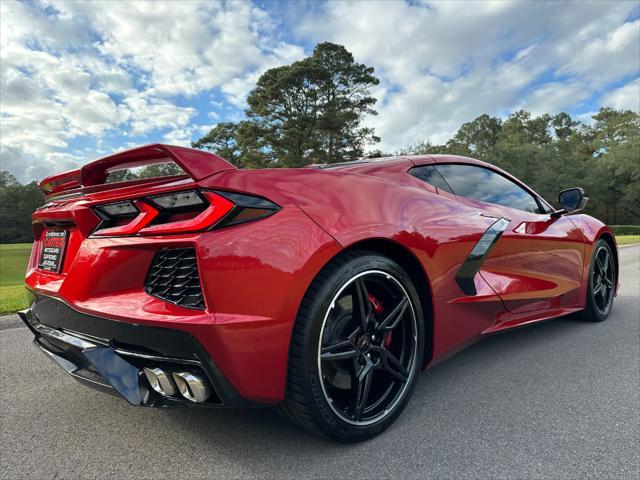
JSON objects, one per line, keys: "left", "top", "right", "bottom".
{"left": 322, "top": 293, "right": 386, "bottom": 390}
{"left": 322, "top": 297, "right": 355, "bottom": 390}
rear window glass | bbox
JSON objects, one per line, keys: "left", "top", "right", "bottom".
{"left": 106, "top": 161, "right": 185, "bottom": 183}
{"left": 409, "top": 165, "right": 454, "bottom": 194}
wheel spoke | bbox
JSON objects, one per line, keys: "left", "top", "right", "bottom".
{"left": 322, "top": 351, "right": 358, "bottom": 361}
{"left": 321, "top": 345, "right": 359, "bottom": 362}
{"left": 373, "top": 346, "right": 409, "bottom": 383}
{"left": 350, "top": 358, "right": 374, "bottom": 421}
{"left": 593, "top": 283, "right": 604, "bottom": 297}
{"left": 377, "top": 297, "right": 409, "bottom": 332}
{"left": 321, "top": 326, "right": 361, "bottom": 362}
{"left": 601, "top": 250, "right": 609, "bottom": 274}
{"left": 353, "top": 278, "right": 371, "bottom": 331}
{"left": 323, "top": 339, "right": 352, "bottom": 352}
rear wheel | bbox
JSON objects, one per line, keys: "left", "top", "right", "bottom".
{"left": 279, "top": 251, "right": 424, "bottom": 442}
{"left": 582, "top": 239, "right": 616, "bottom": 322}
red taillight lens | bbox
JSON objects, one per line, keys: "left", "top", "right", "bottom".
{"left": 93, "top": 201, "right": 158, "bottom": 236}
{"left": 139, "top": 192, "right": 234, "bottom": 234}
{"left": 92, "top": 190, "right": 279, "bottom": 237}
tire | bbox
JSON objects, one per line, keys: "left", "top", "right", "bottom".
{"left": 581, "top": 239, "right": 616, "bottom": 322}
{"left": 279, "top": 250, "right": 424, "bottom": 442}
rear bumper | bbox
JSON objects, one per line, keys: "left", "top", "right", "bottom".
{"left": 20, "top": 294, "right": 265, "bottom": 408}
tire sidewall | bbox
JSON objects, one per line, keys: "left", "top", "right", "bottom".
{"left": 299, "top": 253, "right": 424, "bottom": 442}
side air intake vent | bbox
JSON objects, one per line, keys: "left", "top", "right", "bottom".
{"left": 145, "top": 248, "right": 205, "bottom": 310}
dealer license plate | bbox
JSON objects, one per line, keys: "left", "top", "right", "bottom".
{"left": 39, "top": 230, "right": 68, "bottom": 273}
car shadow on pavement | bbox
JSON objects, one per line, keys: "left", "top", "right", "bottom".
{"left": 6, "top": 308, "right": 634, "bottom": 479}
{"left": 157, "top": 313, "right": 596, "bottom": 454}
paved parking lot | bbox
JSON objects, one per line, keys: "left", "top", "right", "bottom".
{"left": 1, "top": 245, "right": 638, "bottom": 479}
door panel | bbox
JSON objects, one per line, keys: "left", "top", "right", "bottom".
{"left": 480, "top": 213, "right": 585, "bottom": 313}
{"left": 433, "top": 162, "right": 586, "bottom": 316}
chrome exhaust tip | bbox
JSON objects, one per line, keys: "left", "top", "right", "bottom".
{"left": 143, "top": 367, "right": 177, "bottom": 397}
{"left": 172, "top": 371, "right": 211, "bottom": 403}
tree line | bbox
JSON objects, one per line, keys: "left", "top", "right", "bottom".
{"left": 192, "top": 42, "right": 638, "bottom": 226}
{"left": 0, "top": 172, "right": 44, "bottom": 243}
{"left": 393, "top": 108, "right": 639, "bottom": 225}
{"left": 1, "top": 42, "right": 637, "bottom": 243}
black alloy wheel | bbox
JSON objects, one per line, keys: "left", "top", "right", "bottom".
{"left": 591, "top": 243, "right": 615, "bottom": 315}
{"left": 318, "top": 271, "right": 418, "bottom": 425}
{"left": 279, "top": 251, "right": 424, "bottom": 442}
{"left": 583, "top": 239, "right": 616, "bottom": 322}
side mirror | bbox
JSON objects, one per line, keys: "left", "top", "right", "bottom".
{"left": 552, "top": 187, "right": 589, "bottom": 217}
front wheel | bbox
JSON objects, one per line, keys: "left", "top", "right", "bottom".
{"left": 581, "top": 239, "right": 616, "bottom": 322}
{"left": 279, "top": 251, "right": 424, "bottom": 442}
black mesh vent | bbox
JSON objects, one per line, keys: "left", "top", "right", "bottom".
{"left": 145, "top": 248, "right": 205, "bottom": 310}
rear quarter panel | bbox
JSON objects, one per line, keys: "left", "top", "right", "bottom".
{"left": 209, "top": 168, "right": 510, "bottom": 361}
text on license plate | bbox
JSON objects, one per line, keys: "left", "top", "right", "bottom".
{"left": 39, "top": 230, "right": 68, "bottom": 273}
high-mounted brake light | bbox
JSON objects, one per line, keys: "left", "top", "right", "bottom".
{"left": 91, "top": 190, "right": 280, "bottom": 237}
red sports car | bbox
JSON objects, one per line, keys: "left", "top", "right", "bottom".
{"left": 20, "top": 144, "right": 618, "bottom": 441}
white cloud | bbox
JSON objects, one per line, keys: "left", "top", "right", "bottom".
{"left": 163, "top": 124, "right": 213, "bottom": 146}
{"left": 121, "top": 95, "right": 196, "bottom": 136}
{"left": 50, "top": 1, "right": 305, "bottom": 101}
{"left": 559, "top": 20, "right": 640, "bottom": 85}
{"left": 0, "top": 0, "right": 638, "bottom": 182}
{"left": 601, "top": 79, "right": 640, "bottom": 111}
{"left": 296, "top": 0, "right": 639, "bottom": 151}
{"left": 519, "top": 83, "right": 592, "bottom": 116}
{"left": 0, "top": 0, "right": 304, "bottom": 181}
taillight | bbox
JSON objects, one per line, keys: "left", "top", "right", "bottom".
{"left": 139, "top": 191, "right": 234, "bottom": 235}
{"left": 92, "top": 190, "right": 279, "bottom": 237}
{"left": 94, "top": 201, "right": 158, "bottom": 236}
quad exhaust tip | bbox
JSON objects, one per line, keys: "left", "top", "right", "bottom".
{"left": 172, "top": 371, "right": 211, "bottom": 403}
{"left": 142, "top": 366, "right": 211, "bottom": 403}
{"left": 143, "top": 367, "right": 177, "bottom": 397}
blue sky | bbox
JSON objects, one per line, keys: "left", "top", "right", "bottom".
{"left": 1, "top": 0, "right": 639, "bottom": 182}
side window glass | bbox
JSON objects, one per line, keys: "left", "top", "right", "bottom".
{"left": 409, "top": 166, "right": 454, "bottom": 194}
{"left": 539, "top": 198, "right": 555, "bottom": 214}
{"left": 435, "top": 164, "right": 542, "bottom": 213}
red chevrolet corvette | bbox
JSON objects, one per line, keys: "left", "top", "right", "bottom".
{"left": 21, "top": 144, "right": 617, "bottom": 441}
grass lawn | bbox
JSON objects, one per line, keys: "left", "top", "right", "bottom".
{"left": 616, "top": 235, "right": 640, "bottom": 246}
{"left": 0, "top": 243, "right": 32, "bottom": 314}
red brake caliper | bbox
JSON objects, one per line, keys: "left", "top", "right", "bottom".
{"left": 368, "top": 293, "right": 384, "bottom": 314}
{"left": 368, "top": 293, "right": 392, "bottom": 347}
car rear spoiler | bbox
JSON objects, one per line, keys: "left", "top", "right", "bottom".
{"left": 38, "top": 144, "right": 236, "bottom": 198}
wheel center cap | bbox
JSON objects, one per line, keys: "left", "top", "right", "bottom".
{"left": 358, "top": 335, "right": 372, "bottom": 351}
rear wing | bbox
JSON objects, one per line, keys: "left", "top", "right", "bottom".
{"left": 39, "top": 144, "right": 236, "bottom": 198}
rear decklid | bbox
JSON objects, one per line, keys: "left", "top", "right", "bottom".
{"left": 29, "top": 144, "right": 237, "bottom": 283}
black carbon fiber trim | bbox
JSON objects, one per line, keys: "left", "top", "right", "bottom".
{"left": 145, "top": 248, "right": 205, "bottom": 310}
{"left": 455, "top": 217, "right": 510, "bottom": 295}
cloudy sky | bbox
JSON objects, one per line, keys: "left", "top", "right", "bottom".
{"left": 1, "top": 0, "right": 639, "bottom": 183}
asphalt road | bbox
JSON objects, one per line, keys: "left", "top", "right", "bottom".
{"left": 1, "top": 246, "right": 638, "bottom": 479}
